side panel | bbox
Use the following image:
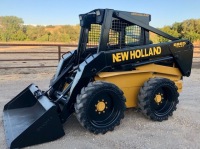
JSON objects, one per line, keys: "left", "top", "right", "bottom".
{"left": 104, "top": 40, "right": 193, "bottom": 77}
{"left": 95, "top": 72, "right": 152, "bottom": 107}
{"left": 95, "top": 64, "right": 182, "bottom": 108}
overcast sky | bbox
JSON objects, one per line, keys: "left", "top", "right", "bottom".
{"left": 0, "top": 0, "right": 199, "bottom": 27}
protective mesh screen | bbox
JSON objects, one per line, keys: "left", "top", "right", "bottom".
{"left": 86, "top": 24, "right": 101, "bottom": 48}
{"left": 86, "top": 19, "right": 142, "bottom": 50}
{"left": 108, "top": 19, "right": 141, "bottom": 50}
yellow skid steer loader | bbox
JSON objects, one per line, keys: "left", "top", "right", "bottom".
{"left": 3, "top": 9, "right": 193, "bottom": 148}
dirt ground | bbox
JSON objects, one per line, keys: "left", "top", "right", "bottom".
{"left": 0, "top": 46, "right": 200, "bottom": 149}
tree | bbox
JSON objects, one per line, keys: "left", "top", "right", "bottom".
{"left": 47, "top": 32, "right": 51, "bottom": 41}
{"left": 157, "top": 26, "right": 180, "bottom": 43}
{"left": 0, "top": 16, "right": 24, "bottom": 41}
{"left": 26, "top": 25, "right": 47, "bottom": 41}
{"left": 157, "top": 19, "right": 200, "bottom": 43}
{"left": 180, "top": 19, "right": 200, "bottom": 42}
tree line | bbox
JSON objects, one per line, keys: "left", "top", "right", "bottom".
{"left": 0, "top": 16, "right": 80, "bottom": 43}
{"left": 151, "top": 19, "right": 200, "bottom": 43}
{"left": 0, "top": 16, "right": 200, "bottom": 43}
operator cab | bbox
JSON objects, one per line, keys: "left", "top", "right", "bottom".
{"left": 78, "top": 9, "right": 151, "bottom": 57}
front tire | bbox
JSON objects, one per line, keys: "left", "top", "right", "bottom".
{"left": 74, "top": 81, "right": 126, "bottom": 134}
{"left": 138, "top": 78, "right": 179, "bottom": 121}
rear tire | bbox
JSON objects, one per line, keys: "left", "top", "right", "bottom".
{"left": 138, "top": 78, "right": 179, "bottom": 121}
{"left": 74, "top": 81, "right": 126, "bottom": 134}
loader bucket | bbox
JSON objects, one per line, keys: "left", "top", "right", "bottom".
{"left": 3, "top": 84, "right": 65, "bottom": 149}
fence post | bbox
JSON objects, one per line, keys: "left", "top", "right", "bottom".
{"left": 58, "top": 46, "right": 61, "bottom": 61}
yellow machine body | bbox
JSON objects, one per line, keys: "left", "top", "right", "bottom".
{"left": 95, "top": 64, "right": 182, "bottom": 108}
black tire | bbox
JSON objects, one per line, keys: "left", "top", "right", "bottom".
{"left": 138, "top": 78, "right": 179, "bottom": 121}
{"left": 74, "top": 81, "right": 126, "bottom": 134}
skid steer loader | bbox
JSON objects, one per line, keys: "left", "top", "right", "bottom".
{"left": 3, "top": 9, "right": 193, "bottom": 148}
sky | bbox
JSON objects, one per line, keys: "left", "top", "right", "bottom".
{"left": 0, "top": 0, "right": 200, "bottom": 28}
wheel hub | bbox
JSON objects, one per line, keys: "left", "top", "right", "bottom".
{"left": 95, "top": 100, "right": 108, "bottom": 114}
{"left": 154, "top": 93, "right": 163, "bottom": 105}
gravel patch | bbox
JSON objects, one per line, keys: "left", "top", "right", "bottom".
{"left": 0, "top": 69, "right": 200, "bottom": 149}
